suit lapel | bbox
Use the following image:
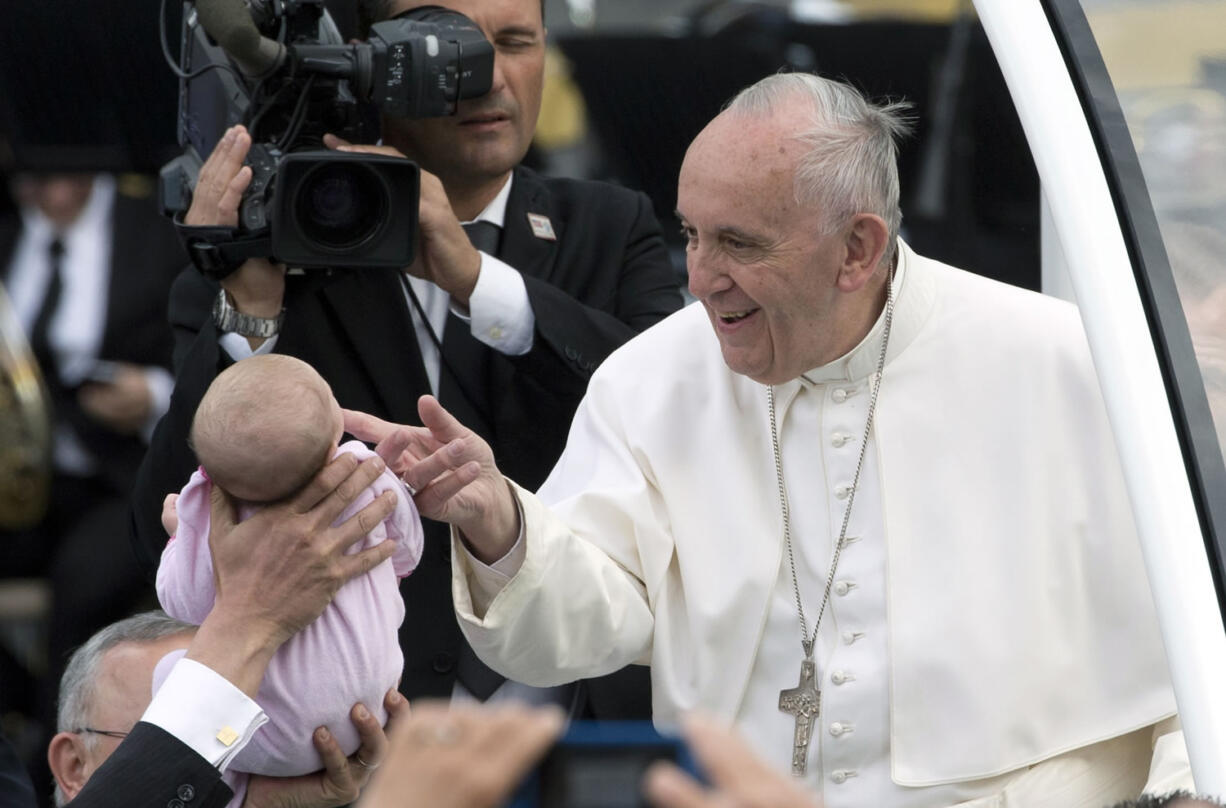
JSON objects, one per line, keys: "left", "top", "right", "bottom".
{"left": 500, "top": 167, "right": 561, "bottom": 283}
{"left": 438, "top": 311, "right": 492, "bottom": 438}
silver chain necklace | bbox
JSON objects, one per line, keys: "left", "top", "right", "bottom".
{"left": 772, "top": 263, "right": 897, "bottom": 777}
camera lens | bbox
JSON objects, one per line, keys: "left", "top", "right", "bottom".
{"left": 293, "top": 162, "right": 388, "bottom": 251}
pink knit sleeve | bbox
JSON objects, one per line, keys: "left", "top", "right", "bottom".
{"left": 383, "top": 471, "right": 424, "bottom": 578}
{"left": 154, "top": 470, "right": 219, "bottom": 625}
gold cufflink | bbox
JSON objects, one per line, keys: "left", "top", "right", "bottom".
{"left": 216, "top": 726, "right": 240, "bottom": 747}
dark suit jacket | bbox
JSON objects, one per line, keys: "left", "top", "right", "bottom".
{"left": 70, "top": 723, "right": 230, "bottom": 808}
{"left": 131, "top": 166, "right": 683, "bottom": 714}
{"left": 0, "top": 180, "right": 185, "bottom": 494}
{"left": 0, "top": 730, "right": 34, "bottom": 808}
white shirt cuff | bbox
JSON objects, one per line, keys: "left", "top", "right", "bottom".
{"left": 218, "top": 331, "right": 279, "bottom": 360}
{"left": 454, "top": 253, "right": 534, "bottom": 355}
{"left": 140, "top": 366, "right": 174, "bottom": 443}
{"left": 141, "top": 658, "right": 267, "bottom": 772}
{"left": 462, "top": 498, "right": 528, "bottom": 615}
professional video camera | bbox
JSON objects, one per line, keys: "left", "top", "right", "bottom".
{"left": 159, "top": 0, "right": 495, "bottom": 277}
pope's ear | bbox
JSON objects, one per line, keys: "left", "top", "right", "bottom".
{"left": 48, "top": 731, "right": 89, "bottom": 802}
{"left": 836, "top": 213, "right": 890, "bottom": 293}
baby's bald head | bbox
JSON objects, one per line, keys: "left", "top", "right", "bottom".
{"left": 191, "top": 355, "right": 342, "bottom": 503}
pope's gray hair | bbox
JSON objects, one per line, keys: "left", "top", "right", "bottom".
{"left": 54, "top": 611, "right": 195, "bottom": 806}
{"left": 725, "top": 73, "right": 913, "bottom": 265}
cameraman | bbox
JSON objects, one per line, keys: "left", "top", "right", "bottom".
{"left": 131, "top": 0, "right": 681, "bottom": 718}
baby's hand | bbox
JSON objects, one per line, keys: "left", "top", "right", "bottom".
{"left": 161, "top": 493, "right": 180, "bottom": 537}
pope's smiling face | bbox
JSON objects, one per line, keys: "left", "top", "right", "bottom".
{"left": 678, "top": 108, "right": 855, "bottom": 386}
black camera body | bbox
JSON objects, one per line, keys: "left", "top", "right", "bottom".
{"left": 160, "top": 0, "right": 494, "bottom": 275}
{"left": 272, "top": 149, "right": 421, "bottom": 267}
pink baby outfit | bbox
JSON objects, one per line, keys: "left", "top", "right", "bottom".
{"left": 155, "top": 440, "right": 423, "bottom": 777}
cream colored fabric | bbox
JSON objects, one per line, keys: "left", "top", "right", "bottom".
{"left": 453, "top": 242, "right": 1188, "bottom": 798}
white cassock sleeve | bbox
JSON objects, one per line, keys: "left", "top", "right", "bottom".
{"left": 450, "top": 376, "right": 669, "bottom": 687}
{"left": 1143, "top": 719, "right": 1195, "bottom": 794}
{"left": 451, "top": 480, "right": 656, "bottom": 687}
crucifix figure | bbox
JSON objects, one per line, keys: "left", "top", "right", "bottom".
{"left": 778, "top": 658, "right": 820, "bottom": 776}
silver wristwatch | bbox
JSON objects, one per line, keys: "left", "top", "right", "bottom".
{"left": 212, "top": 289, "right": 285, "bottom": 338}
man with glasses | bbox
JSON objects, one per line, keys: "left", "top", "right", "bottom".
{"left": 47, "top": 610, "right": 397, "bottom": 808}
{"left": 47, "top": 612, "right": 196, "bottom": 806}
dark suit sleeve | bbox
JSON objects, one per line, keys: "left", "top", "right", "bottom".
{"left": 128, "top": 268, "right": 226, "bottom": 576}
{"left": 512, "top": 188, "right": 682, "bottom": 401}
{"left": 0, "top": 730, "right": 34, "bottom": 808}
{"left": 70, "top": 723, "right": 231, "bottom": 808}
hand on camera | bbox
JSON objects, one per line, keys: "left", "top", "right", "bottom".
{"left": 188, "top": 125, "right": 286, "bottom": 325}
{"left": 323, "top": 134, "right": 481, "bottom": 305}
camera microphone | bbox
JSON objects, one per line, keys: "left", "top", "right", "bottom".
{"left": 194, "top": 0, "right": 285, "bottom": 76}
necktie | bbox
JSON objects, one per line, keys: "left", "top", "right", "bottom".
{"left": 462, "top": 220, "right": 501, "bottom": 255}
{"left": 452, "top": 219, "right": 506, "bottom": 700}
{"left": 29, "top": 238, "right": 65, "bottom": 383}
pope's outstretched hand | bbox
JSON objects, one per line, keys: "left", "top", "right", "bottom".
{"left": 343, "top": 396, "right": 521, "bottom": 564}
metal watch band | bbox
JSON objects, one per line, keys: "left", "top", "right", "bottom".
{"left": 212, "top": 289, "right": 284, "bottom": 338}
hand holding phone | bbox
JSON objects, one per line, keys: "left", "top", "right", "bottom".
{"left": 642, "top": 714, "right": 818, "bottom": 808}
{"left": 506, "top": 721, "right": 704, "bottom": 808}
{"left": 76, "top": 361, "right": 153, "bottom": 434}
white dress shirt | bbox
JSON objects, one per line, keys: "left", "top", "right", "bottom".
{"left": 4, "top": 175, "right": 173, "bottom": 472}
{"left": 142, "top": 658, "right": 267, "bottom": 771}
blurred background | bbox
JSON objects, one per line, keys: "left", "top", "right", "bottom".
{"left": 0, "top": 0, "right": 1046, "bottom": 289}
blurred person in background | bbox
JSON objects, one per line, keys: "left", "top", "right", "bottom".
{"left": 0, "top": 168, "right": 185, "bottom": 794}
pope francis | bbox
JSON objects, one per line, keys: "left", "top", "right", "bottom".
{"left": 346, "top": 72, "right": 1194, "bottom": 805}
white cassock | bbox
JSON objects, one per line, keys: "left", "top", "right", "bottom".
{"left": 452, "top": 241, "right": 1193, "bottom": 805}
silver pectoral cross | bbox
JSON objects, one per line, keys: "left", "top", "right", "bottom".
{"left": 778, "top": 658, "right": 820, "bottom": 776}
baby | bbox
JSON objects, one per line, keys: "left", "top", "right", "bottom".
{"left": 155, "top": 354, "right": 422, "bottom": 789}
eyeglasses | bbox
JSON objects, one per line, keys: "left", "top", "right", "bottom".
{"left": 73, "top": 728, "right": 130, "bottom": 740}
